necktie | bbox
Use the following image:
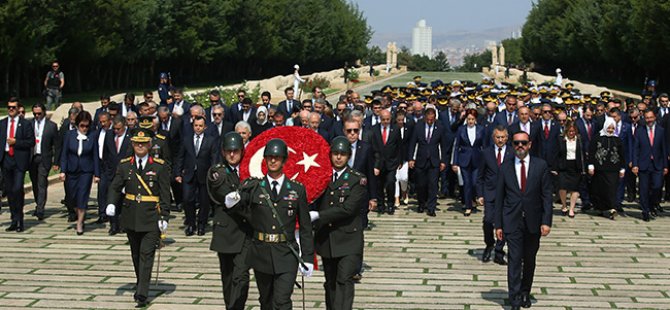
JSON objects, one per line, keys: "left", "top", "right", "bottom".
{"left": 271, "top": 180, "right": 279, "bottom": 200}
{"left": 333, "top": 172, "right": 338, "bottom": 183}
{"left": 195, "top": 135, "right": 201, "bottom": 155}
{"left": 497, "top": 148, "right": 502, "bottom": 167}
{"left": 115, "top": 135, "right": 120, "bottom": 153}
{"left": 426, "top": 125, "right": 432, "bottom": 143}
{"left": 8, "top": 118, "right": 15, "bottom": 156}
{"left": 508, "top": 113, "right": 513, "bottom": 125}
{"left": 544, "top": 122, "right": 549, "bottom": 139}
{"left": 232, "top": 167, "right": 238, "bottom": 179}
{"left": 163, "top": 122, "right": 168, "bottom": 131}
{"left": 520, "top": 159, "right": 526, "bottom": 192}
{"left": 587, "top": 121, "right": 592, "bottom": 140}
{"left": 382, "top": 126, "right": 388, "bottom": 145}
{"left": 348, "top": 145, "right": 355, "bottom": 167}
{"left": 649, "top": 127, "right": 654, "bottom": 147}
{"left": 137, "top": 158, "right": 143, "bottom": 173}
{"left": 615, "top": 124, "right": 619, "bottom": 136}
{"left": 287, "top": 100, "right": 292, "bottom": 112}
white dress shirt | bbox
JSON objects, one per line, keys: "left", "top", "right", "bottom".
{"left": 34, "top": 118, "right": 44, "bottom": 155}
{"left": 466, "top": 125, "right": 476, "bottom": 146}
{"left": 496, "top": 145, "right": 507, "bottom": 164}
{"left": 348, "top": 141, "right": 357, "bottom": 167}
{"left": 566, "top": 138, "right": 577, "bottom": 160}
{"left": 98, "top": 128, "right": 107, "bottom": 159}
{"left": 135, "top": 154, "right": 149, "bottom": 170}
{"left": 266, "top": 174, "right": 286, "bottom": 195}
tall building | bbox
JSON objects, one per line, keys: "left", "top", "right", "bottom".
{"left": 412, "top": 19, "right": 432, "bottom": 58}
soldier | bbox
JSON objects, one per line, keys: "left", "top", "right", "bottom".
{"left": 207, "top": 132, "right": 251, "bottom": 310}
{"left": 224, "top": 138, "right": 314, "bottom": 310}
{"left": 105, "top": 127, "right": 171, "bottom": 307}
{"left": 137, "top": 116, "right": 171, "bottom": 166}
{"left": 310, "top": 136, "right": 366, "bottom": 310}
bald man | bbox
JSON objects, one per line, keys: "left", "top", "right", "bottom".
{"left": 371, "top": 109, "right": 403, "bottom": 214}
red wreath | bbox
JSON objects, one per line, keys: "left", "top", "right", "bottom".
{"left": 239, "top": 126, "right": 332, "bottom": 204}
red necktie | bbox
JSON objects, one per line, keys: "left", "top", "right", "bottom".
{"left": 649, "top": 127, "right": 654, "bottom": 147}
{"left": 544, "top": 122, "right": 549, "bottom": 139}
{"left": 497, "top": 148, "right": 502, "bottom": 167}
{"left": 382, "top": 126, "right": 388, "bottom": 145}
{"left": 520, "top": 159, "right": 526, "bottom": 192}
{"left": 8, "top": 118, "right": 15, "bottom": 157}
{"left": 115, "top": 135, "right": 121, "bottom": 153}
{"left": 587, "top": 122, "right": 592, "bottom": 140}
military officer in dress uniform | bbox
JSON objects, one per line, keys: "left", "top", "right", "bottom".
{"left": 207, "top": 132, "right": 251, "bottom": 310}
{"left": 105, "top": 127, "right": 171, "bottom": 307}
{"left": 310, "top": 136, "right": 366, "bottom": 310}
{"left": 137, "top": 116, "right": 172, "bottom": 167}
{"left": 224, "top": 138, "right": 314, "bottom": 310}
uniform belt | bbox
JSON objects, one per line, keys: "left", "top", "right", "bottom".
{"left": 255, "top": 232, "right": 287, "bottom": 243}
{"left": 125, "top": 193, "right": 160, "bottom": 203}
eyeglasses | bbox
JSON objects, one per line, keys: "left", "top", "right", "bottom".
{"left": 303, "top": 106, "right": 312, "bottom": 109}
{"left": 52, "top": 65, "right": 59, "bottom": 68}
{"left": 542, "top": 110, "right": 552, "bottom": 114}
{"left": 346, "top": 128, "right": 360, "bottom": 133}
{"left": 558, "top": 119, "right": 566, "bottom": 123}
{"left": 513, "top": 140, "right": 529, "bottom": 146}
{"left": 7, "top": 106, "right": 17, "bottom": 110}
{"left": 33, "top": 112, "right": 43, "bottom": 116}
{"left": 238, "top": 95, "right": 245, "bottom": 98}
{"left": 78, "top": 124, "right": 90, "bottom": 128}
{"left": 212, "top": 113, "right": 223, "bottom": 116}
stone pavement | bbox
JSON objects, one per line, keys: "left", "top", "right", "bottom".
{"left": 1, "top": 183, "right": 669, "bottom": 309}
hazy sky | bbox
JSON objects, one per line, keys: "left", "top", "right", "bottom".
{"left": 349, "top": 0, "right": 534, "bottom": 38}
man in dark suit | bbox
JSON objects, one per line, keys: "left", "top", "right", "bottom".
{"left": 93, "top": 94, "right": 111, "bottom": 131}
{"left": 343, "top": 114, "right": 377, "bottom": 281}
{"left": 632, "top": 110, "right": 667, "bottom": 221}
{"left": 408, "top": 105, "right": 449, "bottom": 217}
{"left": 168, "top": 88, "right": 191, "bottom": 117}
{"left": 228, "top": 89, "right": 246, "bottom": 124}
{"left": 234, "top": 98, "right": 257, "bottom": 124}
{"left": 158, "top": 106, "right": 183, "bottom": 211}
{"left": 207, "top": 132, "right": 251, "bottom": 309}
{"left": 29, "top": 103, "right": 59, "bottom": 221}
{"left": 537, "top": 103, "right": 561, "bottom": 195}
{"left": 206, "top": 104, "right": 234, "bottom": 139}
{"left": 175, "top": 116, "right": 219, "bottom": 235}
{"left": 364, "top": 100, "right": 383, "bottom": 128}
{"left": 205, "top": 90, "right": 230, "bottom": 124}
{"left": 1, "top": 98, "right": 35, "bottom": 232}
{"left": 58, "top": 107, "right": 80, "bottom": 221}
{"left": 101, "top": 116, "right": 132, "bottom": 234}
{"left": 495, "top": 131, "right": 553, "bottom": 310}
{"left": 121, "top": 93, "right": 138, "bottom": 117}
{"left": 508, "top": 106, "right": 539, "bottom": 157}
{"left": 575, "top": 106, "right": 595, "bottom": 208}
{"left": 277, "top": 87, "right": 301, "bottom": 120}
{"left": 308, "top": 112, "right": 330, "bottom": 142}
{"left": 477, "top": 125, "right": 512, "bottom": 265}
{"left": 96, "top": 111, "right": 112, "bottom": 222}
{"left": 493, "top": 96, "right": 519, "bottom": 128}
{"left": 371, "top": 109, "right": 402, "bottom": 214}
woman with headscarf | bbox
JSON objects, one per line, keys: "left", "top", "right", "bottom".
{"left": 587, "top": 118, "right": 625, "bottom": 219}
{"left": 59, "top": 111, "right": 100, "bottom": 234}
{"left": 250, "top": 105, "right": 272, "bottom": 139}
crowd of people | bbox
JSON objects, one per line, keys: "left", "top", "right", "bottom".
{"left": 1, "top": 69, "right": 667, "bottom": 309}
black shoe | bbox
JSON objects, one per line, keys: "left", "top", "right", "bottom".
{"left": 185, "top": 225, "right": 195, "bottom": 236}
{"left": 35, "top": 213, "right": 44, "bottom": 221}
{"left": 67, "top": 214, "right": 76, "bottom": 222}
{"left": 387, "top": 207, "right": 395, "bottom": 215}
{"left": 427, "top": 210, "right": 436, "bottom": 217}
{"left": 494, "top": 256, "right": 507, "bottom": 266}
{"left": 521, "top": 293, "right": 532, "bottom": 308}
{"left": 642, "top": 213, "right": 650, "bottom": 222}
{"left": 5, "top": 224, "right": 17, "bottom": 232}
{"left": 417, "top": 207, "right": 424, "bottom": 213}
{"left": 108, "top": 225, "right": 119, "bottom": 236}
{"left": 135, "top": 295, "right": 148, "bottom": 308}
{"left": 482, "top": 247, "right": 493, "bottom": 262}
{"left": 197, "top": 226, "right": 206, "bottom": 236}
{"left": 352, "top": 273, "right": 362, "bottom": 282}
{"left": 511, "top": 306, "right": 521, "bottom": 310}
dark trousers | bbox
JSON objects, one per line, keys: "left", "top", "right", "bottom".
{"left": 440, "top": 168, "right": 457, "bottom": 196}
{"left": 217, "top": 241, "right": 250, "bottom": 310}
{"left": 28, "top": 155, "right": 49, "bottom": 215}
{"left": 171, "top": 178, "right": 183, "bottom": 206}
{"left": 126, "top": 230, "right": 160, "bottom": 301}
{"left": 254, "top": 269, "right": 296, "bottom": 310}
{"left": 638, "top": 169, "right": 663, "bottom": 215}
{"left": 461, "top": 165, "right": 478, "bottom": 210}
{"left": 3, "top": 155, "right": 26, "bottom": 225}
{"left": 98, "top": 174, "right": 112, "bottom": 217}
{"left": 505, "top": 220, "right": 541, "bottom": 307}
{"left": 626, "top": 168, "right": 637, "bottom": 200}
{"left": 579, "top": 174, "right": 591, "bottom": 206}
{"left": 377, "top": 167, "right": 396, "bottom": 210}
{"left": 323, "top": 254, "right": 361, "bottom": 310}
{"left": 483, "top": 202, "right": 505, "bottom": 257}
{"left": 183, "top": 178, "right": 210, "bottom": 226}
{"left": 664, "top": 165, "right": 670, "bottom": 199}
{"left": 415, "top": 164, "right": 439, "bottom": 212}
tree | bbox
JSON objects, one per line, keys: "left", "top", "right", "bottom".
{"left": 458, "top": 50, "right": 492, "bottom": 72}
{"left": 365, "top": 45, "right": 386, "bottom": 65}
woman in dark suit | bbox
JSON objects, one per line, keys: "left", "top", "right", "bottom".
{"left": 553, "top": 121, "right": 585, "bottom": 218}
{"left": 452, "top": 109, "right": 485, "bottom": 216}
{"left": 59, "top": 111, "right": 100, "bottom": 235}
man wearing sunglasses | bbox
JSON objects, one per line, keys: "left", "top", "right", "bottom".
{"left": 495, "top": 131, "right": 553, "bottom": 310}
{"left": 1, "top": 98, "right": 35, "bottom": 232}
{"left": 29, "top": 103, "right": 59, "bottom": 221}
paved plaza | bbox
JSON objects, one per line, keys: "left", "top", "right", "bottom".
{"left": 0, "top": 182, "right": 669, "bottom": 309}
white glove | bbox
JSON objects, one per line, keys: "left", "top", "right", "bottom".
{"left": 105, "top": 204, "right": 116, "bottom": 217}
{"left": 299, "top": 262, "right": 314, "bottom": 278}
{"left": 224, "top": 191, "right": 241, "bottom": 209}
{"left": 158, "top": 220, "right": 168, "bottom": 232}
{"left": 309, "top": 211, "right": 320, "bottom": 222}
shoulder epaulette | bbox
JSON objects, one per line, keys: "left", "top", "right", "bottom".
{"left": 155, "top": 134, "right": 166, "bottom": 140}
{"left": 153, "top": 158, "right": 165, "bottom": 164}
{"left": 120, "top": 157, "right": 132, "bottom": 163}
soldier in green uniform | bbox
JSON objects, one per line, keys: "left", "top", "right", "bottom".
{"left": 105, "top": 127, "right": 171, "bottom": 307}
{"left": 207, "top": 132, "right": 251, "bottom": 310}
{"left": 224, "top": 138, "right": 314, "bottom": 310}
{"left": 309, "top": 136, "right": 366, "bottom": 310}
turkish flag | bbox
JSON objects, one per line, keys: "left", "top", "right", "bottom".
{"left": 239, "top": 126, "right": 332, "bottom": 204}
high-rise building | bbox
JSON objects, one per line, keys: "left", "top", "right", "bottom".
{"left": 412, "top": 19, "right": 432, "bottom": 58}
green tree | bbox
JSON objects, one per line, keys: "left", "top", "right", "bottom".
{"left": 458, "top": 50, "right": 492, "bottom": 72}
